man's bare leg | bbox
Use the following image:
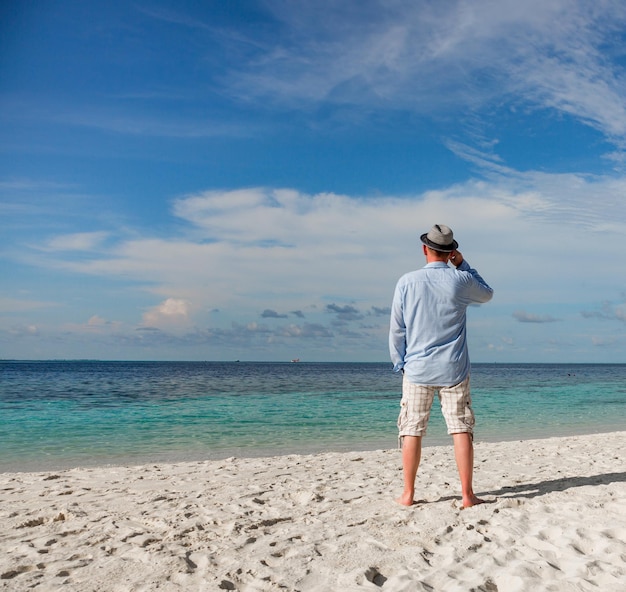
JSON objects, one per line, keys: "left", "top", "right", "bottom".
{"left": 396, "top": 435, "right": 421, "bottom": 506}
{"left": 452, "top": 432, "right": 485, "bottom": 508}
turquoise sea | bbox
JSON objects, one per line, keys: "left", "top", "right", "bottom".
{"left": 1, "top": 361, "right": 625, "bottom": 472}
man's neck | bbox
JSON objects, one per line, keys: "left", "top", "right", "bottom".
{"left": 426, "top": 254, "right": 449, "bottom": 264}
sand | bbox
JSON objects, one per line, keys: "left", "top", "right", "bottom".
{"left": 1, "top": 432, "right": 625, "bottom": 591}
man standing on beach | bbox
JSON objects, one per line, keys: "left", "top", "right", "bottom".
{"left": 389, "top": 224, "right": 493, "bottom": 508}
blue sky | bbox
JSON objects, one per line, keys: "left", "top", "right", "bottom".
{"left": 2, "top": 0, "right": 626, "bottom": 362}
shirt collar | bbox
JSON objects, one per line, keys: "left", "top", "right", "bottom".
{"left": 425, "top": 261, "right": 449, "bottom": 268}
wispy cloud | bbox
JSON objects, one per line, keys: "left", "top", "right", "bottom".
{"left": 591, "top": 335, "right": 620, "bottom": 347}
{"left": 43, "top": 232, "right": 109, "bottom": 252}
{"left": 52, "top": 109, "right": 258, "bottom": 138}
{"left": 581, "top": 300, "right": 626, "bottom": 323}
{"left": 137, "top": 4, "right": 215, "bottom": 32}
{"left": 261, "top": 309, "right": 288, "bottom": 319}
{"left": 0, "top": 298, "right": 59, "bottom": 313}
{"left": 9, "top": 1, "right": 626, "bottom": 154}
{"left": 513, "top": 310, "right": 560, "bottom": 324}
{"left": 6, "top": 324, "right": 40, "bottom": 338}
{"left": 1, "top": 91, "right": 260, "bottom": 139}
{"left": 113, "top": 320, "right": 337, "bottom": 353}
{"left": 220, "top": 0, "right": 626, "bottom": 149}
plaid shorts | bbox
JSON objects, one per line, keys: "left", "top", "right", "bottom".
{"left": 397, "top": 374, "right": 475, "bottom": 439}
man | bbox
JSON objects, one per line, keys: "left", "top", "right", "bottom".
{"left": 389, "top": 224, "right": 493, "bottom": 508}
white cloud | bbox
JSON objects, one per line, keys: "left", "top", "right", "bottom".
{"left": 26, "top": 170, "right": 626, "bottom": 321}
{"left": 85, "top": 315, "right": 124, "bottom": 330}
{"left": 142, "top": 298, "right": 191, "bottom": 329}
{"left": 8, "top": 159, "right": 626, "bottom": 361}
{"left": 87, "top": 315, "right": 107, "bottom": 327}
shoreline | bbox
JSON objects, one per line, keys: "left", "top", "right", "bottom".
{"left": 1, "top": 422, "right": 622, "bottom": 475}
{"left": 2, "top": 432, "right": 625, "bottom": 590}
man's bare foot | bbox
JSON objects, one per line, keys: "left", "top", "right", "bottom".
{"left": 462, "top": 494, "right": 486, "bottom": 508}
{"left": 395, "top": 492, "right": 418, "bottom": 506}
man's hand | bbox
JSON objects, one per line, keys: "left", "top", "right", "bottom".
{"left": 449, "top": 250, "right": 463, "bottom": 268}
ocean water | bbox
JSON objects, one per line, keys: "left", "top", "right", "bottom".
{"left": 1, "top": 361, "right": 625, "bottom": 472}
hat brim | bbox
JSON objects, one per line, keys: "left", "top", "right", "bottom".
{"left": 420, "top": 233, "right": 458, "bottom": 252}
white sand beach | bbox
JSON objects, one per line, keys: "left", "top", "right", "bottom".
{"left": 1, "top": 432, "right": 625, "bottom": 591}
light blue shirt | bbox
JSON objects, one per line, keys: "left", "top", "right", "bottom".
{"left": 389, "top": 260, "right": 493, "bottom": 386}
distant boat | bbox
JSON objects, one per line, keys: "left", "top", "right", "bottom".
{"left": 290, "top": 358, "right": 300, "bottom": 363}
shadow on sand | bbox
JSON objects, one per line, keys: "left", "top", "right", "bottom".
{"left": 480, "top": 471, "right": 626, "bottom": 500}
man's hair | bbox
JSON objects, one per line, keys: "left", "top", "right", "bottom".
{"left": 426, "top": 246, "right": 450, "bottom": 260}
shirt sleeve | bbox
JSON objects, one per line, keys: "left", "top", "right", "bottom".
{"left": 457, "top": 259, "right": 494, "bottom": 303}
{"left": 389, "top": 282, "right": 407, "bottom": 372}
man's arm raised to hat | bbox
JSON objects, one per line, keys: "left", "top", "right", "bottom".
{"left": 450, "top": 250, "right": 493, "bottom": 302}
